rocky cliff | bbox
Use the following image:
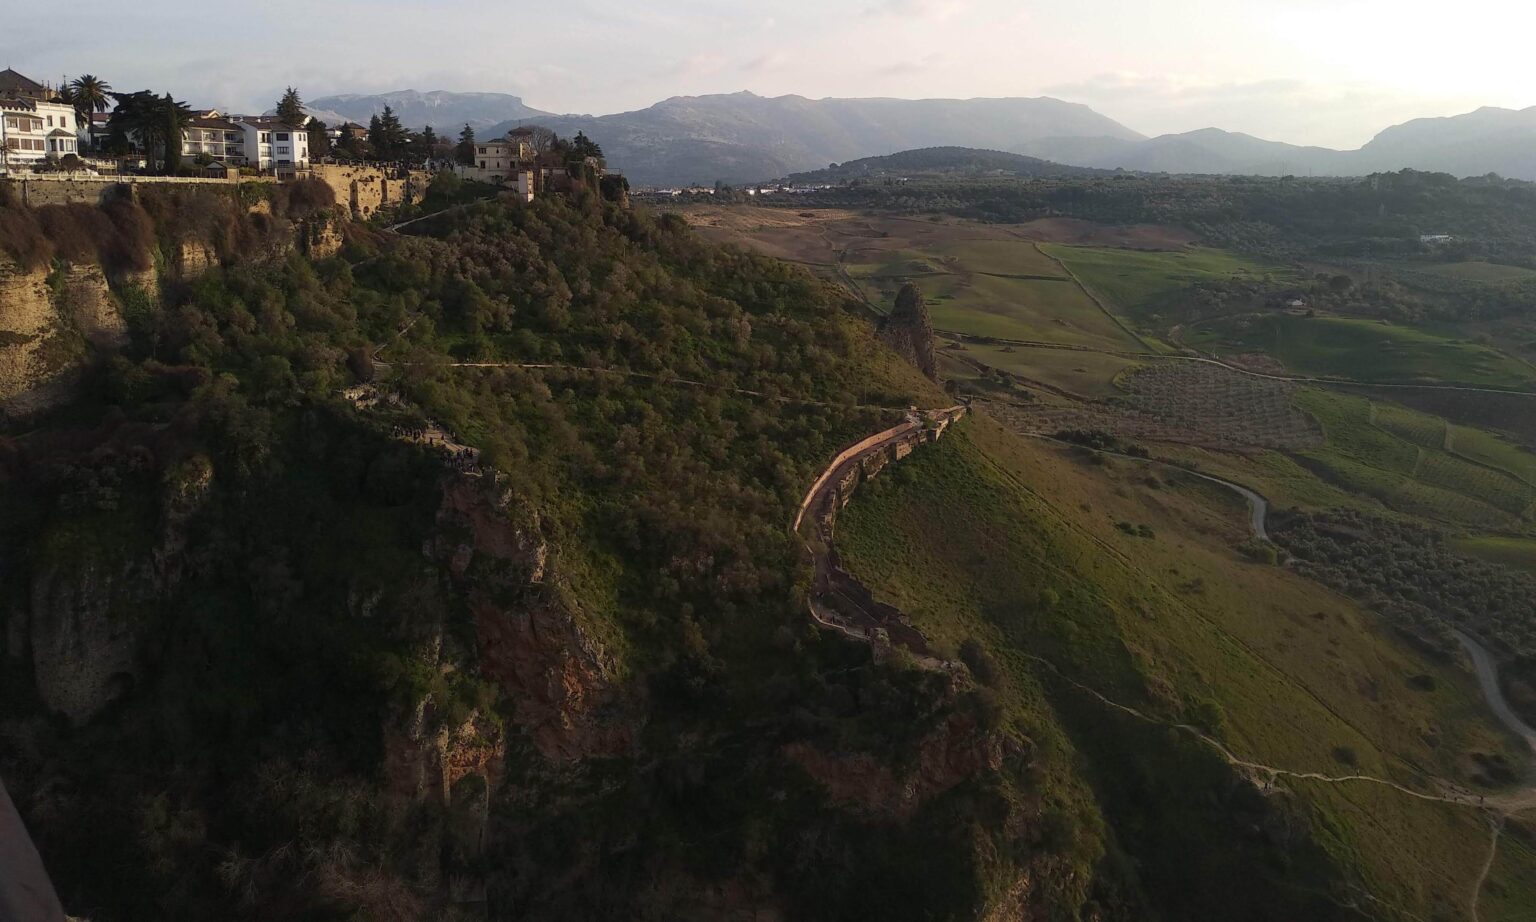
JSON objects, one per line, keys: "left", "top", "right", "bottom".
{"left": 880, "top": 282, "right": 937, "bottom": 380}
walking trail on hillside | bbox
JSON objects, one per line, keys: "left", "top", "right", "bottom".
{"left": 801, "top": 411, "right": 1536, "bottom": 922}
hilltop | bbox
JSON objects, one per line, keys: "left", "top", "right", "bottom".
{"left": 302, "top": 89, "right": 555, "bottom": 132}
{"left": 483, "top": 92, "right": 1142, "bottom": 186}
{"left": 786, "top": 146, "right": 1107, "bottom": 183}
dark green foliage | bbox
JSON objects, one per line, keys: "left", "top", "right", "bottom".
{"left": 275, "top": 86, "right": 304, "bottom": 126}
{"left": 1272, "top": 508, "right": 1536, "bottom": 666}
{"left": 1, "top": 193, "right": 987, "bottom": 921}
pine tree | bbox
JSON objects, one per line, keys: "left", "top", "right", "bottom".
{"left": 415, "top": 124, "right": 438, "bottom": 161}
{"left": 456, "top": 123, "right": 476, "bottom": 166}
{"left": 370, "top": 105, "right": 405, "bottom": 160}
{"left": 307, "top": 119, "right": 332, "bottom": 159}
{"left": 367, "top": 114, "right": 384, "bottom": 160}
{"left": 276, "top": 87, "right": 305, "bottom": 126}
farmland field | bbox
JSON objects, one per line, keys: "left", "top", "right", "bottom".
{"left": 1452, "top": 535, "right": 1536, "bottom": 574}
{"left": 1042, "top": 245, "right": 1290, "bottom": 323}
{"left": 1409, "top": 261, "right": 1536, "bottom": 283}
{"left": 939, "top": 342, "right": 1139, "bottom": 397}
{"left": 1293, "top": 389, "right": 1534, "bottom": 529}
{"left": 1185, "top": 313, "right": 1536, "bottom": 388}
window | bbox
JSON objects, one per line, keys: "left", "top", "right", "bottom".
{"left": 46, "top": 115, "right": 53, "bottom": 126}
{"left": 275, "top": 132, "right": 289, "bottom": 141}
{"left": 479, "top": 160, "right": 486, "bottom": 168}
{"left": 260, "top": 132, "right": 270, "bottom": 143}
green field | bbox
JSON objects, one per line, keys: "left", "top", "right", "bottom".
{"left": 1294, "top": 389, "right": 1535, "bottom": 528}
{"left": 1451, "top": 535, "right": 1536, "bottom": 575}
{"left": 1043, "top": 245, "right": 1288, "bottom": 321}
{"left": 836, "top": 417, "right": 1533, "bottom": 919}
{"left": 859, "top": 267, "right": 1143, "bottom": 350}
{"left": 942, "top": 342, "right": 1140, "bottom": 397}
{"left": 1187, "top": 313, "right": 1536, "bottom": 388}
{"left": 1412, "top": 260, "right": 1536, "bottom": 283}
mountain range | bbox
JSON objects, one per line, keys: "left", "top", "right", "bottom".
{"left": 299, "top": 89, "right": 1536, "bottom": 186}
{"left": 303, "top": 89, "right": 553, "bottom": 133}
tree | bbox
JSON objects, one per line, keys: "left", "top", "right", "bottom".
{"left": 526, "top": 125, "right": 557, "bottom": 154}
{"left": 369, "top": 105, "right": 406, "bottom": 160}
{"left": 412, "top": 124, "right": 437, "bottom": 162}
{"left": 307, "top": 119, "right": 332, "bottom": 158}
{"left": 570, "top": 131, "right": 603, "bottom": 163}
{"left": 456, "top": 123, "right": 476, "bottom": 166}
{"left": 161, "top": 93, "right": 188, "bottom": 174}
{"left": 64, "top": 74, "right": 112, "bottom": 135}
{"left": 107, "top": 90, "right": 190, "bottom": 174}
{"left": 276, "top": 86, "right": 305, "bottom": 127}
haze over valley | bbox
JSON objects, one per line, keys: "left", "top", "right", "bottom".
{"left": 6, "top": 3, "right": 1536, "bottom": 921}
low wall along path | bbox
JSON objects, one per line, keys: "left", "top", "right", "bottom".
{"left": 795, "top": 405, "right": 968, "bottom": 663}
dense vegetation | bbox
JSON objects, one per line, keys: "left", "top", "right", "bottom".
{"left": 779, "top": 169, "right": 1536, "bottom": 264}
{"left": 787, "top": 146, "right": 1106, "bottom": 183}
{"left": 0, "top": 190, "right": 1124, "bottom": 921}
{"left": 1271, "top": 508, "right": 1536, "bottom": 720}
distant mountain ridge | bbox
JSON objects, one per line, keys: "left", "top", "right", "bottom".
{"left": 1017, "top": 106, "right": 1536, "bottom": 180}
{"left": 481, "top": 92, "right": 1143, "bottom": 186}
{"left": 295, "top": 87, "right": 1536, "bottom": 185}
{"left": 301, "top": 89, "right": 554, "bottom": 132}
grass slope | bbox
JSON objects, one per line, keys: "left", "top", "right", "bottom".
{"left": 837, "top": 415, "right": 1534, "bottom": 919}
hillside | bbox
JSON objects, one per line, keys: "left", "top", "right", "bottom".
{"left": 11, "top": 177, "right": 1524, "bottom": 918}
{"left": 1018, "top": 105, "right": 1536, "bottom": 180}
{"left": 484, "top": 92, "right": 1144, "bottom": 186}
{"left": 302, "top": 89, "right": 555, "bottom": 132}
{"left": 785, "top": 146, "right": 1105, "bottom": 183}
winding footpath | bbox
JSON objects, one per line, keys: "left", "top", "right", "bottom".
{"left": 808, "top": 413, "right": 1536, "bottom": 920}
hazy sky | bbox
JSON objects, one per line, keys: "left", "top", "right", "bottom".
{"left": 6, "top": 0, "right": 1533, "bottom": 147}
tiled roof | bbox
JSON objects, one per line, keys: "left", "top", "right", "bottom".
{"left": 0, "top": 69, "right": 46, "bottom": 96}
{"left": 0, "top": 96, "right": 39, "bottom": 112}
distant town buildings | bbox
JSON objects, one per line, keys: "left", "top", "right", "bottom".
{"left": 1, "top": 70, "right": 81, "bottom": 169}
{"left": 0, "top": 69, "right": 316, "bottom": 175}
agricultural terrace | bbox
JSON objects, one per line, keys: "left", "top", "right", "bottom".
{"left": 1294, "top": 389, "right": 1536, "bottom": 530}
{"left": 1184, "top": 313, "right": 1536, "bottom": 389}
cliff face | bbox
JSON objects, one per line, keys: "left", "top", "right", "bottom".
{"left": 430, "top": 474, "right": 631, "bottom": 762}
{"left": 880, "top": 282, "right": 937, "bottom": 380}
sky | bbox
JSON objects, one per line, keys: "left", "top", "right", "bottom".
{"left": 6, "top": 0, "right": 1534, "bottom": 148}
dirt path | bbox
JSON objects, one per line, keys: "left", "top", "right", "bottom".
{"left": 1028, "top": 240, "right": 1159, "bottom": 353}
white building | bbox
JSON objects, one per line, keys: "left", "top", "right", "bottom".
{"left": 456, "top": 134, "right": 537, "bottom": 199}
{"left": 0, "top": 70, "right": 82, "bottom": 172}
{"left": 182, "top": 113, "right": 246, "bottom": 165}
{"left": 232, "top": 116, "right": 311, "bottom": 171}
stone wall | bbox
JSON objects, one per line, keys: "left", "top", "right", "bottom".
{"left": 311, "top": 164, "right": 434, "bottom": 220}
{"left": 4, "top": 174, "right": 271, "bottom": 208}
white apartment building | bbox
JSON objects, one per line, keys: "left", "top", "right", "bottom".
{"left": 233, "top": 116, "right": 311, "bottom": 170}
{"left": 182, "top": 113, "right": 247, "bottom": 165}
{"left": 1, "top": 79, "right": 82, "bottom": 171}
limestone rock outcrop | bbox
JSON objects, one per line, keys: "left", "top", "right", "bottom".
{"left": 880, "top": 281, "right": 937, "bottom": 380}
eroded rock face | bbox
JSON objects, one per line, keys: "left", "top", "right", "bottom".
{"left": 0, "top": 256, "right": 74, "bottom": 417}
{"left": 880, "top": 282, "right": 936, "bottom": 380}
{"left": 27, "top": 557, "right": 147, "bottom": 725}
{"left": 783, "top": 707, "right": 1013, "bottom": 819}
{"left": 430, "top": 474, "right": 630, "bottom": 762}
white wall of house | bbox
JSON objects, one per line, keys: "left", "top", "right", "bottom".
{"left": 1, "top": 100, "right": 80, "bottom": 170}
{"left": 237, "top": 121, "right": 311, "bottom": 170}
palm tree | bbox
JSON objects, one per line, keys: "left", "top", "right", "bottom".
{"left": 65, "top": 74, "right": 113, "bottom": 131}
